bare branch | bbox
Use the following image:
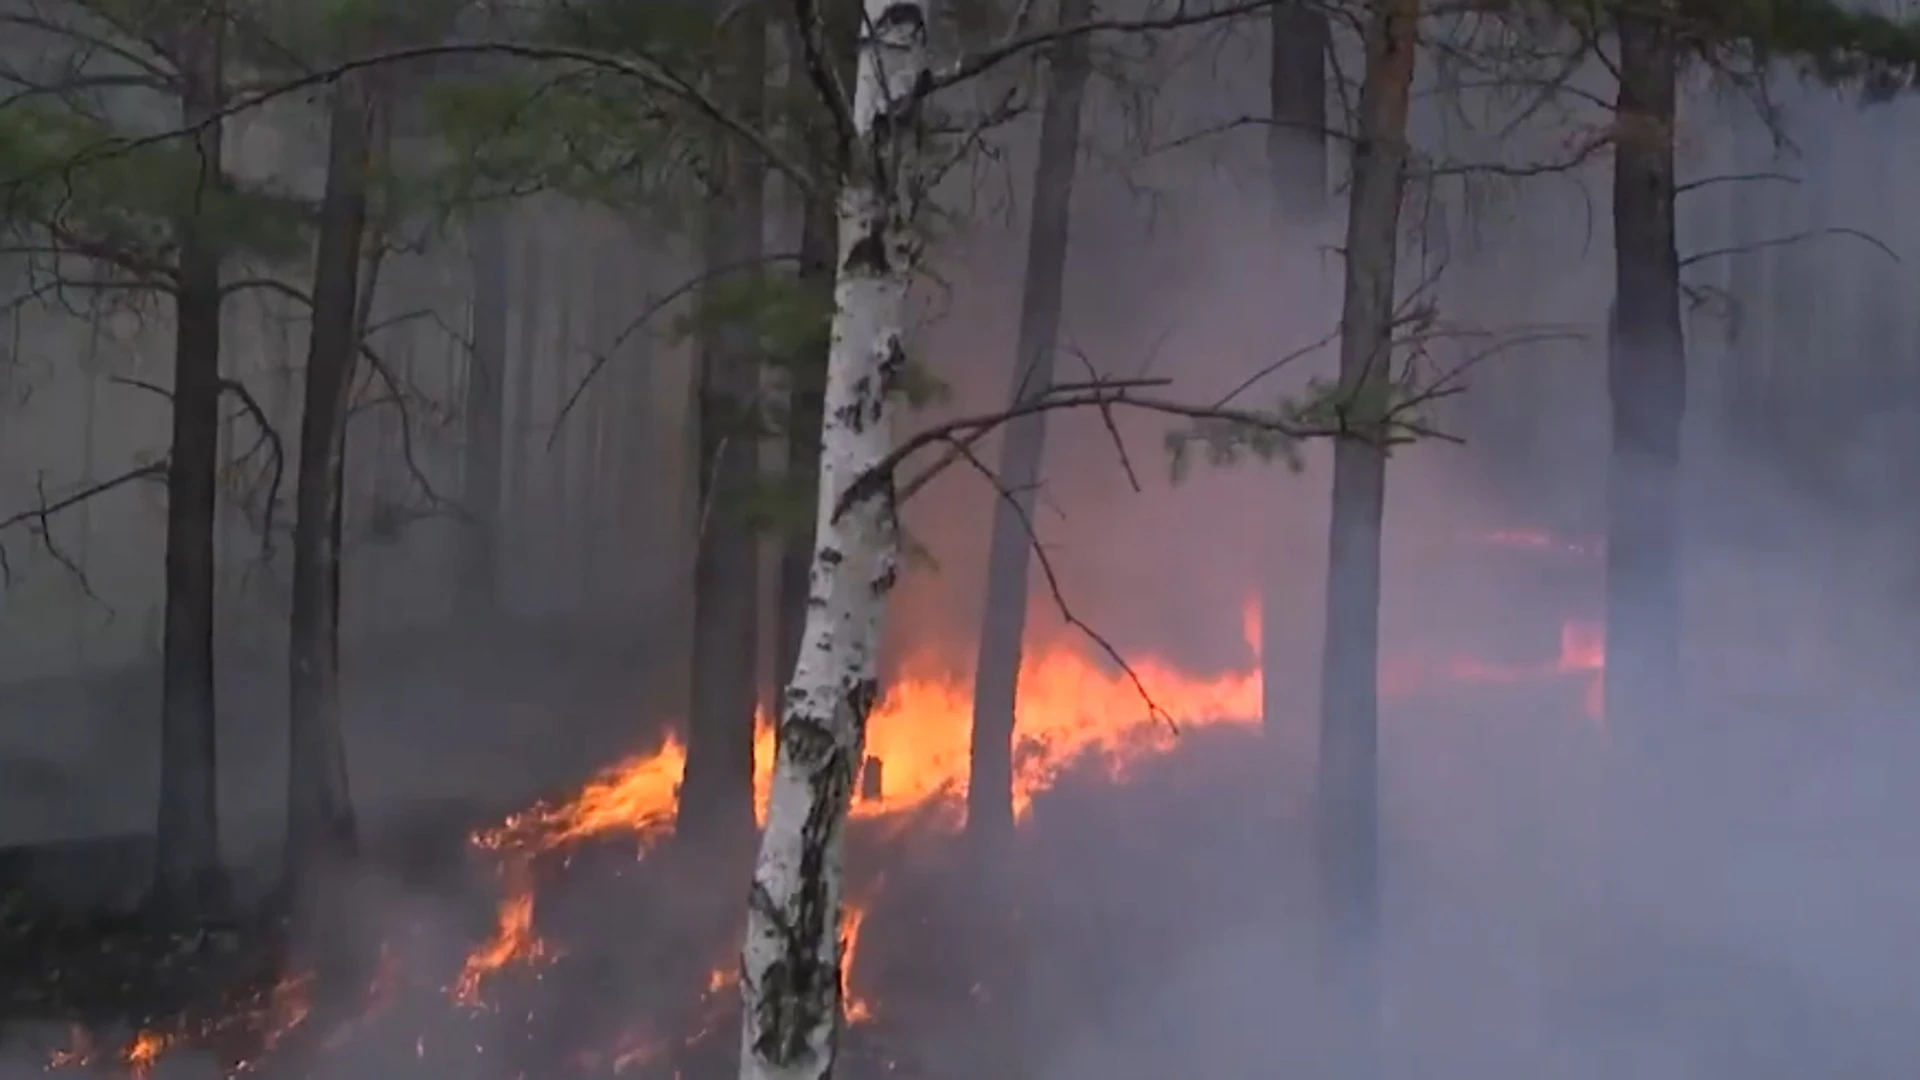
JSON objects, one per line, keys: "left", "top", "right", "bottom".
{"left": 105, "top": 374, "right": 289, "bottom": 557}
{"left": 935, "top": 0, "right": 1282, "bottom": 93}
{"left": 549, "top": 251, "right": 802, "bottom": 443}
{"left": 0, "top": 461, "right": 165, "bottom": 589}
{"left": 1675, "top": 170, "right": 1799, "bottom": 196}
{"left": 936, "top": 431, "right": 1179, "bottom": 735}
{"left": 1678, "top": 225, "right": 1899, "bottom": 270}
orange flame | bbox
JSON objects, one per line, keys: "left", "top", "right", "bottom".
{"left": 453, "top": 861, "right": 555, "bottom": 1006}
{"left": 840, "top": 887, "right": 879, "bottom": 1025}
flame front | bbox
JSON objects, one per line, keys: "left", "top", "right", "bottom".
{"left": 455, "top": 580, "right": 1604, "bottom": 1008}
{"left": 46, "top": 528, "right": 1603, "bottom": 1078}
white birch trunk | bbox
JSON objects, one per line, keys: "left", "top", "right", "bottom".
{"left": 737, "top": 4, "right": 929, "bottom": 1080}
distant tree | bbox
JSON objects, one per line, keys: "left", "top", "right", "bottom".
{"left": 967, "top": 0, "right": 1095, "bottom": 849}
{"left": 0, "top": 0, "right": 316, "bottom": 919}
{"left": 680, "top": 5, "right": 772, "bottom": 844}
{"left": 282, "top": 64, "right": 377, "bottom": 921}
{"left": 459, "top": 208, "right": 510, "bottom": 621}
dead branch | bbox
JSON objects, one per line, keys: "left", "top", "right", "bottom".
{"left": 106, "top": 374, "right": 289, "bottom": 557}
{"left": 1678, "top": 225, "right": 1898, "bottom": 271}
{"left": 0, "top": 461, "right": 165, "bottom": 589}
{"left": 862, "top": 374, "right": 1458, "bottom": 523}
{"left": 1674, "top": 170, "right": 1799, "bottom": 196}
{"left": 892, "top": 377, "right": 1172, "bottom": 505}
{"left": 232, "top": 274, "right": 453, "bottom": 512}
{"left": 548, "top": 251, "right": 803, "bottom": 444}
{"left": 934, "top": 0, "right": 1284, "bottom": 94}
{"left": 938, "top": 433, "right": 1179, "bottom": 736}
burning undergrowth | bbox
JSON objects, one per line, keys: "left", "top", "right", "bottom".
{"left": 6, "top": 530, "right": 1605, "bottom": 1080}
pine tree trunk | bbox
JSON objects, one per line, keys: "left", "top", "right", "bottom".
{"left": 1316, "top": 0, "right": 1419, "bottom": 1053}
{"left": 459, "top": 210, "right": 510, "bottom": 623}
{"left": 680, "top": 13, "right": 768, "bottom": 842}
{"left": 1605, "top": 8, "right": 1684, "bottom": 757}
{"left": 508, "top": 223, "right": 544, "bottom": 609}
{"left": 1269, "top": 1, "right": 1329, "bottom": 220}
{"left": 967, "top": 0, "right": 1092, "bottom": 845}
{"left": 154, "top": 14, "right": 229, "bottom": 920}
{"left": 286, "top": 74, "right": 375, "bottom": 914}
{"left": 1264, "top": 0, "right": 1331, "bottom": 736}
{"left": 737, "top": 4, "right": 927, "bottom": 1078}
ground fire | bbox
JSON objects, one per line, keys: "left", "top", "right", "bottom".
{"left": 40, "top": 529, "right": 1602, "bottom": 1080}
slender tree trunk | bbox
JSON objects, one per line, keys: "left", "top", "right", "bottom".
{"left": 460, "top": 210, "right": 510, "bottom": 623}
{"left": 1269, "top": 0, "right": 1330, "bottom": 220}
{"left": 154, "top": 15, "right": 229, "bottom": 919}
{"left": 679, "top": 14, "right": 768, "bottom": 842}
{"left": 1605, "top": 8, "right": 1684, "bottom": 754}
{"left": 1263, "top": 0, "right": 1331, "bottom": 736}
{"left": 967, "top": 0, "right": 1092, "bottom": 845}
{"left": 508, "top": 224, "right": 543, "bottom": 608}
{"left": 1316, "top": 0, "right": 1419, "bottom": 1054}
{"left": 737, "top": 3, "right": 927, "bottom": 1077}
{"left": 286, "top": 75, "right": 376, "bottom": 913}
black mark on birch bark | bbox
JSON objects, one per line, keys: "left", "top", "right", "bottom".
{"left": 843, "top": 222, "right": 888, "bottom": 275}
{"left": 751, "top": 745, "right": 854, "bottom": 1070}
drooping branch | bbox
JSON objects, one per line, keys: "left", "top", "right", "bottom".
{"left": 859, "top": 373, "right": 1460, "bottom": 523}
{"left": 548, "top": 251, "right": 803, "bottom": 442}
{"left": 936, "top": 431, "right": 1180, "bottom": 735}
{"left": 228, "top": 274, "right": 453, "bottom": 513}
{"left": 107, "top": 374, "right": 289, "bottom": 558}
{"left": 1677, "top": 224, "right": 1898, "bottom": 270}
{"left": 0, "top": 461, "right": 166, "bottom": 589}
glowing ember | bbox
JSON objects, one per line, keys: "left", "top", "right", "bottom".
{"left": 122, "top": 1032, "right": 169, "bottom": 1079}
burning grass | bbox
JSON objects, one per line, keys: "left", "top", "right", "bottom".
{"left": 12, "top": 530, "right": 1605, "bottom": 1080}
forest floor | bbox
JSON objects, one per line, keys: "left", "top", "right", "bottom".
{"left": 0, "top": 700, "right": 1910, "bottom": 1080}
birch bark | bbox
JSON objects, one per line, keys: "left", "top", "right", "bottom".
{"left": 737, "top": 4, "right": 929, "bottom": 1080}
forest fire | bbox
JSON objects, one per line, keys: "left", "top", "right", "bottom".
{"left": 42, "top": 528, "right": 1602, "bottom": 1080}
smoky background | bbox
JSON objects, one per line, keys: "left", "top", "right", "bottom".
{"left": 0, "top": 7, "right": 1918, "bottom": 1080}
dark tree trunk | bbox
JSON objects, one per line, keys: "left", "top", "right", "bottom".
{"left": 1605, "top": 7, "right": 1684, "bottom": 756}
{"left": 1263, "top": 0, "right": 1331, "bottom": 737}
{"left": 1269, "top": 0, "right": 1330, "bottom": 220}
{"left": 459, "top": 211, "right": 510, "bottom": 623}
{"left": 966, "top": 0, "right": 1092, "bottom": 846}
{"left": 677, "top": 14, "right": 767, "bottom": 842}
{"left": 286, "top": 75, "right": 376, "bottom": 916}
{"left": 1316, "top": 0, "right": 1419, "bottom": 1055}
{"left": 153, "top": 15, "right": 228, "bottom": 920}
{"left": 507, "top": 225, "right": 543, "bottom": 593}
